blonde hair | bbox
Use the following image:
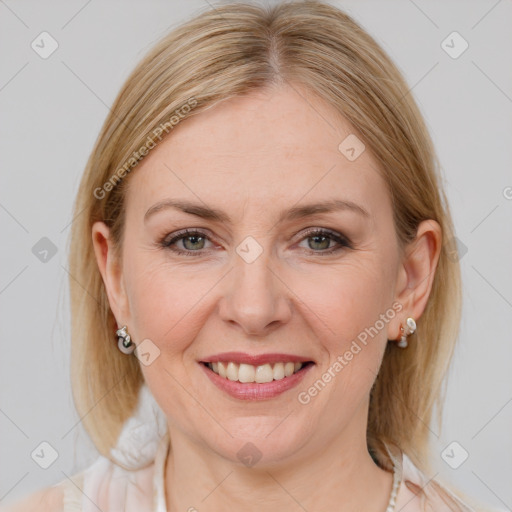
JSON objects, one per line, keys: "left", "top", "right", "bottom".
{"left": 69, "top": 0, "right": 462, "bottom": 499}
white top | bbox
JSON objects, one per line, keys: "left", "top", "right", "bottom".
{"left": 43, "top": 431, "right": 476, "bottom": 512}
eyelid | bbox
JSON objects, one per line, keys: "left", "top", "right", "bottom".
{"left": 161, "top": 228, "right": 212, "bottom": 246}
{"left": 297, "top": 226, "right": 346, "bottom": 239}
{"left": 160, "top": 226, "right": 352, "bottom": 255}
{"left": 295, "top": 227, "right": 352, "bottom": 246}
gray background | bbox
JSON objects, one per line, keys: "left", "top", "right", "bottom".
{"left": 1, "top": 0, "right": 511, "bottom": 509}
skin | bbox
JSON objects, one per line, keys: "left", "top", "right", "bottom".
{"left": 92, "top": 83, "right": 441, "bottom": 512}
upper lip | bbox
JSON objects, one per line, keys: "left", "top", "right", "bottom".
{"left": 200, "top": 352, "right": 314, "bottom": 366}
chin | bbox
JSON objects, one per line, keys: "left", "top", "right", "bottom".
{"left": 204, "top": 415, "right": 314, "bottom": 468}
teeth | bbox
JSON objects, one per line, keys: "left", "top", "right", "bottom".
{"left": 207, "top": 361, "right": 305, "bottom": 383}
{"left": 226, "top": 362, "right": 238, "bottom": 381}
{"left": 273, "top": 362, "right": 285, "bottom": 380}
{"left": 238, "top": 363, "right": 255, "bottom": 383}
{"left": 218, "top": 361, "right": 227, "bottom": 378}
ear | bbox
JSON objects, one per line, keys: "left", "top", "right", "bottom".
{"left": 91, "top": 221, "right": 130, "bottom": 326}
{"left": 390, "top": 219, "right": 442, "bottom": 339}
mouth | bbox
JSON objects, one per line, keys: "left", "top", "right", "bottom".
{"left": 199, "top": 353, "right": 314, "bottom": 400}
{"left": 202, "top": 360, "right": 312, "bottom": 383}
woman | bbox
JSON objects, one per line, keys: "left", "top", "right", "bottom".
{"left": 5, "top": 1, "right": 486, "bottom": 510}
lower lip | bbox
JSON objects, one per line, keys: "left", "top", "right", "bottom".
{"left": 199, "top": 363, "right": 313, "bottom": 401}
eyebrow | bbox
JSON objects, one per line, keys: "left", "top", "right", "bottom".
{"left": 144, "top": 198, "right": 370, "bottom": 224}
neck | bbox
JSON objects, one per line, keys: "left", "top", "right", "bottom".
{"left": 164, "top": 416, "right": 394, "bottom": 512}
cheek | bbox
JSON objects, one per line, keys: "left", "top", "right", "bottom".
{"left": 291, "top": 256, "right": 396, "bottom": 401}
{"left": 121, "top": 255, "right": 215, "bottom": 419}
{"left": 121, "top": 253, "right": 204, "bottom": 350}
{"left": 293, "top": 258, "right": 395, "bottom": 347}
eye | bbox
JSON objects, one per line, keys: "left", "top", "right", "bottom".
{"left": 297, "top": 228, "right": 351, "bottom": 255}
{"left": 159, "top": 227, "right": 351, "bottom": 257}
{"left": 160, "top": 229, "right": 214, "bottom": 256}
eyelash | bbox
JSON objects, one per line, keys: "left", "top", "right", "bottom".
{"left": 159, "top": 228, "right": 352, "bottom": 257}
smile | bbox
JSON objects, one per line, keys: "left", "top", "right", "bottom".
{"left": 199, "top": 352, "right": 314, "bottom": 400}
{"left": 205, "top": 361, "right": 305, "bottom": 383}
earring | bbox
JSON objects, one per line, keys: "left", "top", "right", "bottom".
{"left": 396, "top": 317, "right": 416, "bottom": 348}
{"left": 116, "top": 325, "right": 136, "bottom": 354}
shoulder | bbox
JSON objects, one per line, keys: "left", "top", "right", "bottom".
{"left": 395, "top": 452, "right": 480, "bottom": 512}
{"left": 0, "top": 468, "right": 87, "bottom": 512}
{"left": 0, "top": 454, "right": 139, "bottom": 512}
{"left": 2, "top": 430, "right": 168, "bottom": 512}
{"left": 1, "top": 454, "right": 155, "bottom": 512}
{"left": 0, "top": 486, "right": 64, "bottom": 512}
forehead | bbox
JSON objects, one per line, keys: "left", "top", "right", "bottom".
{"left": 126, "top": 84, "right": 389, "bottom": 220}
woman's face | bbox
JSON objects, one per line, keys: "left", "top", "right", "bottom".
{"left": 95, "top": 83, "right": 425, "bottom": 466}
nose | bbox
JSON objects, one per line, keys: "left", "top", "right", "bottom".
{"left": 218, "top": 247, "right": 292, "bottom": 337}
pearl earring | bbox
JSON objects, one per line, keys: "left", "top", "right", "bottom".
{"left": 396, "top": 317, "right": 416, "bottom": 348}
{"left": 116, "top": 325, "right": 136, "bottom": 354}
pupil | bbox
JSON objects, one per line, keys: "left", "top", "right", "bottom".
{"left": 184, "top": 235, "right": 205, "bottom": 250}
{"left": 309, "top": 235, "right": 330, "bottom": 250}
